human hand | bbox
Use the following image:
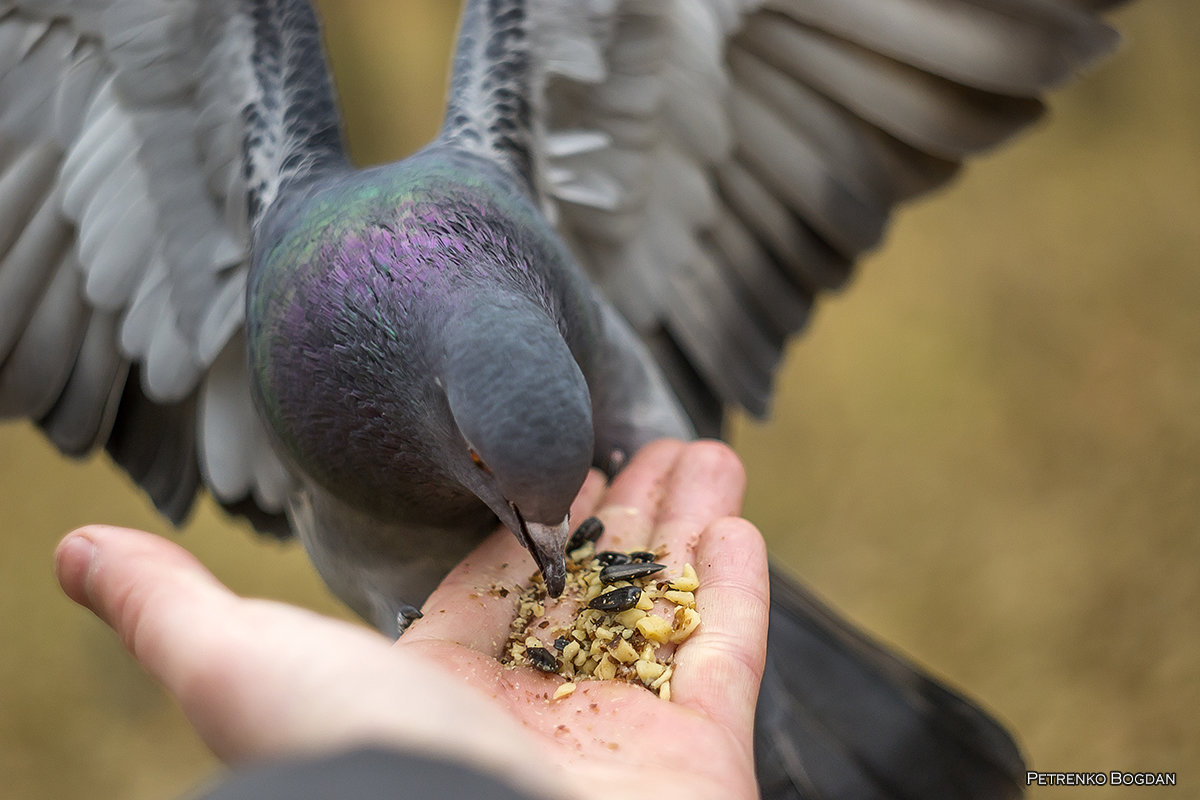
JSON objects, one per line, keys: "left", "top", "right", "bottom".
{"left": 55, "top": 440, "right": 769, "bottom": 800}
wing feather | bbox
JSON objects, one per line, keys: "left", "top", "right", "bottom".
{"left": 764, "top": 0, "right": 1118, "bottom": 94}
{"left": 0, "top": 147, "right": 71, "bottom": 359}
{"left": 705, "top": 209, "right": 813, "bottom": 338}
{"left": 0, "top": 0, "right": 345, "bottom": 529}
{"left": 536, "top": 0, "right": 1123, "bottom": 427}
{"left": 0, "top": 140, "right": 60, "bottom": 271}
{"left": 39, "top": 311, "right": 128, "bottom": 455}
{"left": 715, "top": 158, "right": 852, "bottom": 291}
{"left": 730, "top": 86, "right": 889, "bottom": 257}
{"left": 738, "top": 15, "right": 1046, "bottom": 160}
{"left": 0, "top": 249, "right": 88, "bottom": 418}
{"left": 79, "top": 169, "right": 156, "bottom": 310}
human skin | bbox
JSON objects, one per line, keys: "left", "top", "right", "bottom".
{"left": 54, "top": 440, "right": 770, "bottom": 800}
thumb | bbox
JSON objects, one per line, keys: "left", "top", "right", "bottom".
{"left": 55, "top": 525, "right": 238, "bottom": 673}
{"left": 52, "top": 526, "right": 545, "bottom": 776}
{"left": 54, "top": 526, "right": 394, "bottom": 761}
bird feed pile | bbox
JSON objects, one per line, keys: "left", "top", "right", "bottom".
{"left": 500, "top": 517, "right": 700, "bottom": 701}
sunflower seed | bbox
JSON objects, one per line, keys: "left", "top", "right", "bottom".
{"left": 587, "top": 585, "right": 643, "bottom": 612}
{"left": 565, "top": 516, "right": 605, "bottom": 552}
{"left": 629, "top": 551, "right": 657, "bottom": 563}
{"left": 553, "top": 635, "right": 571, "bottom": 651}
{"left": 594, "top": 550, "right": 631, "bottom": 567}
{"left": 600, "top": 561, "right": 666, "bottom": 584}
{"left": 527, "top": 646, "right": 560, "bottom": 673}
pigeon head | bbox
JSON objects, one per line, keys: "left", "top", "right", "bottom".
{"left": 436, "top": 289, "right": 594, "bottom": 596}
{"left": 248, "top": 161, "right": 596, "bottom": 597}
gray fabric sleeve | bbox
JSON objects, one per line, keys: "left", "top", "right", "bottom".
{"left": 190, "top": 747, "right": 539, "bottom": 800}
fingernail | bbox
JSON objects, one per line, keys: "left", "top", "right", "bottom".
{"left": 55, "top": 533, "right": 98, "bottom": 608}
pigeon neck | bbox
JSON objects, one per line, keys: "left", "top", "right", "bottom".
{"left": 440, "top": 0, "right": 537, "bottom": 198}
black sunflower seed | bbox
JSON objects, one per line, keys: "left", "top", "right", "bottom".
{"left": 553, "top": 636, "right": 571, "bottom": 651}
{"left": 527, "top": 646, "right": 560, "bottom": 673}
{"left": 594, "top": 550, "right": 632, "bottom": 566}
{"left": 600, "top": 561, "right": 666, "bottom": 584}
{"left": 629, "top": 551, "right": 657, "bottom": 563}
{"left": 566, "top": 516, "right": 605, "bottom": 552}
{"left": 587, "top": 585, "right": 643, "bottom": 612}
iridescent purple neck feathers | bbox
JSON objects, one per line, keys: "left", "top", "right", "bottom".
{"left": 245, "top": 151, "right": 598, "bottom": 529}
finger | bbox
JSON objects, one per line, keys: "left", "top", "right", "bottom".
{"left": 590, "top": 438, "right": 687, "bottom": 552}
{"left": 54, "top": 526, "right": 393, "bottom": 760}
{"left": 406, "top": 469, "right": 609, "bottom": 654}
{"left": 671, "top": 517, "right": 769, "bottom": 746}
{"left": 402, "top": 526, "right": 531, "bottom": 655}
{"left": 648, "top": 440, "right": 746, "bottom": 570}
{"left": 55, "top": 527, "right": 554, "bottom": 786}
{"left": 55, "top": 525, "right": 239, "bottom": 674}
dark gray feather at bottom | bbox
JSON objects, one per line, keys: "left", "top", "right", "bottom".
{"left": 101, "top": 367, "right": 289, "bottom": 537}
{"left": 756, "top": 567, "right": 1025, "bottom": 800}
{"left": 103, "top": 371, "right": 200, "bottom": 524}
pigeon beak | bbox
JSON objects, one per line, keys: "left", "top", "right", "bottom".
{"left": 512, "top": 505, "right": 569, "bottom": 597}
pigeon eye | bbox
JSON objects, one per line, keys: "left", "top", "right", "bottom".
{"left": 469, "top": 448, "right": 491, "bottom": 473}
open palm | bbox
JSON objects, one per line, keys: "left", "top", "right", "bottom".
{"left": 55, "top": 440, "right": 768, "bottom": 800}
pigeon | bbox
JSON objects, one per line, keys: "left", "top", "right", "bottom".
{"left": 0, "top": 0, "right": 1131, "bottom": 797}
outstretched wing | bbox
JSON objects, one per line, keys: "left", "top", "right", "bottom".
{"left": 533, "top": 0, "right": 1126, "bottom": 434}
{"left": 0, "top": 0, "right": 345, "bottom": 531}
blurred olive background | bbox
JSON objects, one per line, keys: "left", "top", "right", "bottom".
{"left": 2, "top": 1, "right": 1196, "bottom": 797}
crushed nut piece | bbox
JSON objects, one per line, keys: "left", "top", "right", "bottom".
{"left": 671, "top": 607, "right": 701, "bottom": 643}
{"left": 614, "top": 608, "right": 646, "bottom": 628}
{"left": 610, "top": 638, "right": 639, "bottom": 664}
{"left": 594, "top": 654, "right": 618, "bottom": 681}
{"left": 671, "top": 563, "right": 700, "bottom": 592}
{"left": 635, "top": 614, "right": 672, "bottom": 644}
{"left": 635, "top": 659, "right": 665, "bottom": 685}
{"left": 662, "top": 589, "right": 696, "bottom": 607}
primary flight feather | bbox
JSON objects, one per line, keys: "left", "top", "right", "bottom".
{"left": 0, "top": 1, "right": 1129, "bottom": 797}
